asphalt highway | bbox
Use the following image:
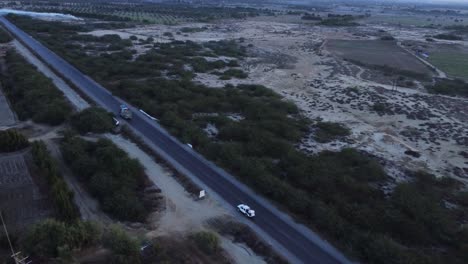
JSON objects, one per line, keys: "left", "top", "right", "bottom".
{"left": 0, "top": 16, "right": 352, "bottom": 264}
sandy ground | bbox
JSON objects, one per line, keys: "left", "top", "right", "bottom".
{"left": 101, "top": 18, "right": 468, "bottom": 182}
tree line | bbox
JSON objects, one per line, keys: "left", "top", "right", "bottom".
{"left": 1, "top": 51, "right": 72, "bottom": 125}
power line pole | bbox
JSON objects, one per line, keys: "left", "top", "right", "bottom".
{"left": 0, "top": 211, "right": 30, "bottom": 264}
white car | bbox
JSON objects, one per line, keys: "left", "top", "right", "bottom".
{"left": 237, "top": 204, "right": 255, "bottom": 218}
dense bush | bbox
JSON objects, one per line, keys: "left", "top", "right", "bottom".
{"left": 2, "top": 51, "right": 72, "bottom": 125}
{"left": 314, "top": 121, "right": 351, "bottom": 143}
{"left": 103, "top": 225, "right": 140, "bottom": 264}
{"left": 0, "top": 129, "right": 29, "bottom": 152}
{"left": 71, "top": 107, "right": 114, "bottom": 134}
{"left": 32, "top": 141, "right": 80, "bottom": 222}
{"left": 427, "top": 78, "right": 468, "bottom": 97}
{"left": 24, "top": 219, "right": 100, "bottom": 258}
{"left": 60, "top": 134, "right": 148, "bottom": 222}
{"left": 190, "top": 231, "right": 220, "bottom": 255}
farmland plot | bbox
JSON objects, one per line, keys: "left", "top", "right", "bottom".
{"left": 327, "top": 39, "right": 433, "bottom": 76}
{"left": 427, "top": 45, "right": 468, "bottom": 80}
{"left": 0, "top": 150, "right": 53, "bottom": 233}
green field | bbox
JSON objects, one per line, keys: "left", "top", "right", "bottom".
{"left": 428, "top": 48, "right": 468, "bottom": 80}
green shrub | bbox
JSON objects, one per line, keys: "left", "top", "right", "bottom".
{"left": 104, "top": 225, "right": 140, "bottom": 264}
{"left": 314, "top": 121, "right": 351, "bottom": 143}
{"left": 0, "top": 129, "right": 29, "bottom": 152}
{"left": 191, "top": 231, "right": 220, "bottom": 255}
{"left": 24, "top": 219, "right": 100, "bottom": 258}
{"left": 71, "top": 107, "right": 114, "bottom": 134}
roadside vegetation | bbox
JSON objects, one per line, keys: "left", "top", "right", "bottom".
{"left": 10, "top": 15, "right": 468, "bottom": 264}
{"left": 60, "top": 133, "right": 149, "bottom": 222}
{"left": 0, "top": 129, "right": 29, "bottom": 152}
{"left": 1, "top": 51, "right": 72, "bottom": 125}
{"left": 70, "top": 107, "right": 114, "bottom": 134}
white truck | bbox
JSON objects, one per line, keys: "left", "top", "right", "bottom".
{"left": 237, "top": 204, "right": 255, "bottom": 218}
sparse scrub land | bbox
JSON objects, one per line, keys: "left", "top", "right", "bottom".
{"left": 60, "top": 134, "right": 149, "bottom": 222}
{"left": 0, "top": 129, "right": 29, "bottom": 152}
{"left": 31, "top": 141, "right": 80, "bottom": 222}
{"left": 1, "top": 50, "right": 72, "bottom": 125}
{"left": 71, "top": 107, "right": 114, "bottom": 134}
{"left": 427, "top": 78, "right": 468, "bottom": 97}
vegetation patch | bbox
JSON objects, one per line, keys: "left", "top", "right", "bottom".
{"left": 60, "top": 134, "right": 149, "bottom": 222}
{"left": 319, "top": 14, "right": 361, "bottom": 27}
{"left": 190, "top": 231, "right": 220, "bottom": 255}
{"left": 434, "top": 33, "right": 463, "bottom": 41}
{"left": 1, "top": 51, "right": 72, "bottom": 125}
{"left": 0, "top": 129, "right": 29, "bottom": 152}
{"left": 24, "top": 219, "right": 100, "bottom": 260}
{"left": 71, "top": 107, "right": 114, "bottom": 134}
{"left": 313, "top": 121, "right": 351, "bottom": 143}
{"left": 103, "top": 225, "right": 141, "bottom": 264}
{"left": 427, "top": 78, "right": 468, "bottom": 97}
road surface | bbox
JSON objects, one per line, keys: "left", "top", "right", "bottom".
{"left": 0, "top": 16, "right": 352, "bottom": 264}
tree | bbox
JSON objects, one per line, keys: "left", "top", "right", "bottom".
{"left": 0, "top": 129, "right": 29, "bottom": 152}
{"left": 71, "top": 107, "right": 114, "bottom": 134}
